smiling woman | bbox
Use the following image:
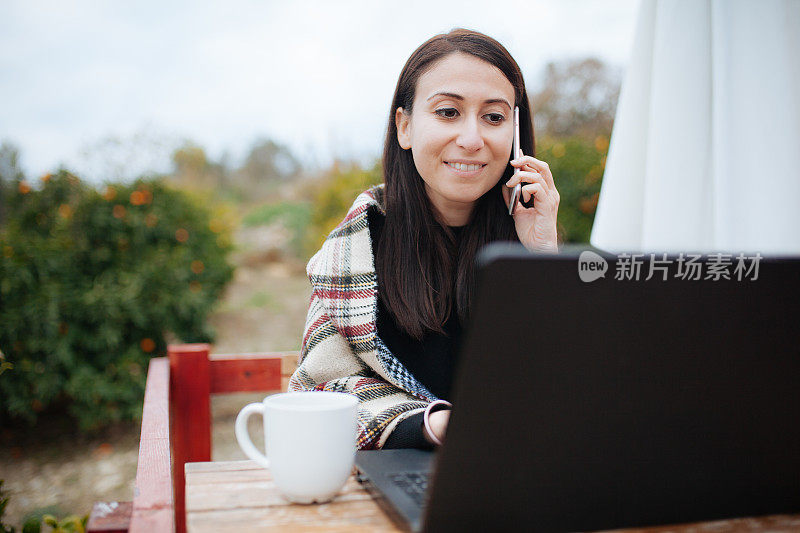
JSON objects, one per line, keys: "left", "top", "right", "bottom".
{"left": 396, "top": 52, "right": 516, "bottom": 226}
{"left": 288, "top": 28, "right": 560, "bottom": 450}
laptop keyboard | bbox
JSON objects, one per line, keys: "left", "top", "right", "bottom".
{"left": 388, "top": 471, "right": 430, "bottom": 505}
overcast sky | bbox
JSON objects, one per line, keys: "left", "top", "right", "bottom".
{"left": 0, "top": 0, "right": 639, "bottom": 182}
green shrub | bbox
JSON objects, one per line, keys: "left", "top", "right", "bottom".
{"left": 0, "top": 480, "right": 14, "bottom": 533}
{"left": 537, "top": 135, "right": 607, "bottom": 243}
{"left": 0, "top": 171, "right": 234, "bottom": 430}
{"left": 41, "top": 513, "right": 87, "bottom": 533}
{"left": 305, "top": 162, "right": 382, "bottom": 257}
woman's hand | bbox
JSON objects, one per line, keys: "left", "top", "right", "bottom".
{"left": 502, "top": 153, "right": 560, "bottom": 252}
{"left": 422, "top": 409, "right": 450, "bottom": 446}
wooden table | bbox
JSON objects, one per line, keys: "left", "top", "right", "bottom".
{"left": 185, "top": 460, "right": 800, "bottom": 533}
{"left": 185, "top": 460, "right": 400, "bottom": 532}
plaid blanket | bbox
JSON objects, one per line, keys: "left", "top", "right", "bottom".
{"left": 288, "top": 184, "right": 439, "bottom": 449}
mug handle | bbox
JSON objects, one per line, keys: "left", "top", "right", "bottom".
{"left": 235, "top": 402, "right": 270, "bottom": 469}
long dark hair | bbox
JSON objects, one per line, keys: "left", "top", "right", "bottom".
{"left": 377, "top": 28, "right": 535, "bottom": 340}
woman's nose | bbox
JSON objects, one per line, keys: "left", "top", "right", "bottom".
{"left": 456, "top": 118, "right": 485, "bottom": 152}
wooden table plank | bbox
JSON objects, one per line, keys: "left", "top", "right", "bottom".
{"left": 606, "top": 514, "right": 800, "bottom": 532}
{"left": 187, "top": 460, "right": 259, "bottom": 473}
{"left": 185, "top": 461, "right": 800, "bottom": 533}
{"left": 186, "top": 461, "right": 400, "bottom": 533}
{"left": 130, "top": 358, "right": 173, "bottom": 533}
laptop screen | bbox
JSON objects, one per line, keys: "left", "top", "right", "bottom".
{"left": 422, "top": 245, "right": 800, "bottom": 532}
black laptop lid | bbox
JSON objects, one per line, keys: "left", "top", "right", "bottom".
{"left": 422, "top": 245, "right": 800, "bottom": 532}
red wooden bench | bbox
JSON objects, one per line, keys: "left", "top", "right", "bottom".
{"left": 86, "top": 343, "right": 298, "bottom": 533}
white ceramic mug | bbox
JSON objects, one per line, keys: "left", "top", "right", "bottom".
{"left": 235, "top": 391, "right": 359, "bottom": 503}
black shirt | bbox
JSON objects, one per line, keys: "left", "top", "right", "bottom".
{"left": 367, "top": 208, "right": 464, "bottom": 448}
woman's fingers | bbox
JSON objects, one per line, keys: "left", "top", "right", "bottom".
{"left": 520, "top": 182, "right": 559, "bottom": 209}
{"left": 510, "top": 155, "right": 556, "bottom": 190}
{"left": 506, "top": 169, "right": 544, "bottom": 188}
{"left": 521, "top": 182, "right": 545, "bottom": 204}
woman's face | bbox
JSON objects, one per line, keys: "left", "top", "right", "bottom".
{"left": 396, "top": 52, "right": 516, "bottom": 226}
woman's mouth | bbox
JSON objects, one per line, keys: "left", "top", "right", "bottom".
{"left": 444, "top": 161, "right": 487, "bottom": 175}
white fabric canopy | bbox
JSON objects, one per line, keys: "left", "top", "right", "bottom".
{"left": 591, "top": 0, "right": 800, "bottom": 253}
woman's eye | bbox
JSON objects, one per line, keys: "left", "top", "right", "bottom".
{"left": 484, "top": 113, "right": 505, "bottom": 124}
{"left": 435, "top": 108, "right": 459, "bottom": 119}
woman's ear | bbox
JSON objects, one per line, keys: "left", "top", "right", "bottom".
{"left": 395, "top": 107, "right": 412, "bottom": 150}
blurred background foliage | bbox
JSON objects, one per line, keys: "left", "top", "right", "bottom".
{"left": 231, "top": 58, "right": 619, "bottom": 253}
{"left": 0, "top": 56, "right": 618, "bottom": 432}
{"left": 305, "top": 162, "right": 383, "bottom": 255}
{"left": 533, "top": 57, "right": 618, "bottom": 243}
{"left": 0, "top": 170, "right": 234, "bottom": 430}
{"left": 538, "top": 134, "right": 606, "bottom": 243}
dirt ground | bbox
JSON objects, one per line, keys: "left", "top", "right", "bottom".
{"left": 0, "top": 225, "right": 312, "bottom": 529}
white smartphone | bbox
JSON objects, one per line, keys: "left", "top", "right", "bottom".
{"left": 508, "top": 106, "right": 521, "bottom": 215}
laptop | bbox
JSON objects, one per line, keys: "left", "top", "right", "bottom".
{"left": 355, "top": 244, "right": 800, "bottom": 532}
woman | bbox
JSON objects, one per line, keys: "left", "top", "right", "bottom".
{"left": 288, "top": 28, "right": 559, "bottom": 449}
